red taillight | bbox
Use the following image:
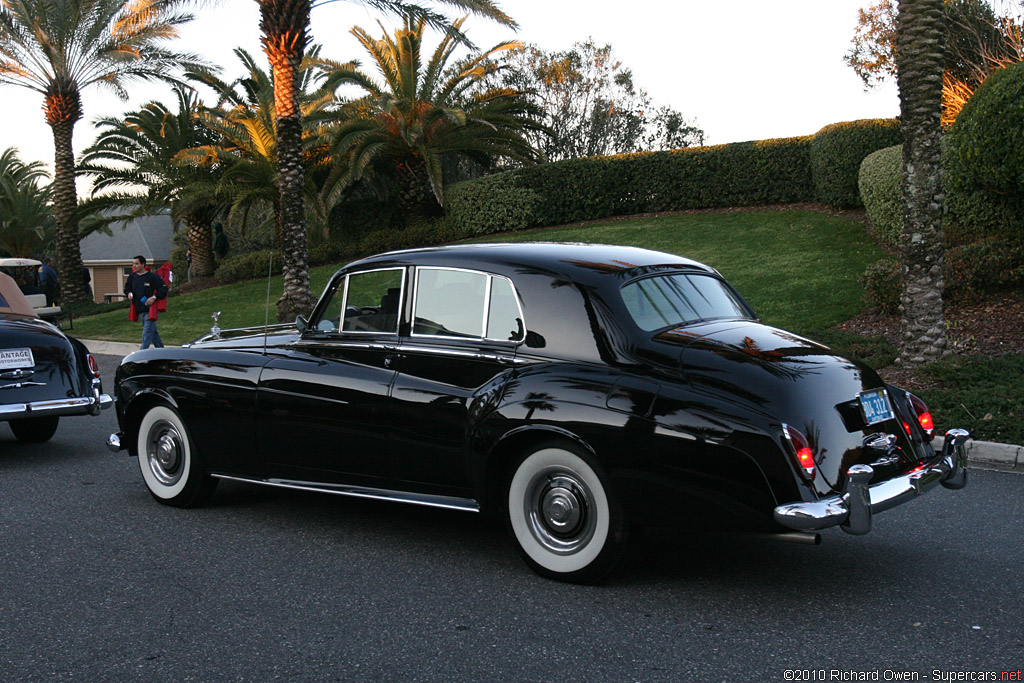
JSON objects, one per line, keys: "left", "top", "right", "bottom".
{"left": 87, "top": 354, "right": 100, "bottom": 378}
{"left": 907, "top": 393, "right": 934, "bottom": 443}
{"left": 783, "top": 423, "right": 815, "bottom": 480}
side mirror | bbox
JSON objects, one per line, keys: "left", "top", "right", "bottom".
{"left": 295, "top": 315, "right": 307, "bottom": 333}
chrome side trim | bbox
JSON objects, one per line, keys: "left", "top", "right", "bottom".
{"left": 774, "top": 428, "right": 971, "bottom": 535}
{"left": 0, "top": 392, "right": 113, "bottom": 419}
{"left": 211, "top": 474, "right": 481, "bottom": 513}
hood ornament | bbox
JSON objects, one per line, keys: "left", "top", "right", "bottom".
{"left": 210, "top": 311, "right": 221, "bottom": 338}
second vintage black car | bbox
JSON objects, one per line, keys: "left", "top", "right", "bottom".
{"left": 107, "top": 243, "right": 969, "bottom": 582}
{"left": 1, "top": 271, "right": 112, "bottom": 442}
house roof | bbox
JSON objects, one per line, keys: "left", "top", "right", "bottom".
{"left": 79, "top": 213, "right": 175, "bottom": 264}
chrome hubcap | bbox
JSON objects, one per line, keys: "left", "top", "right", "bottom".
{"left": 525, "top": 469, "right": 596, "bottom": 555}
{"left": 146, "top": 419, "right": 185, "bottom": 486}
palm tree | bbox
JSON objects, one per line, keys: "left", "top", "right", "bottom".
{"left": 176, "top": 48, "right": 344, "bottom": 256}
{"left": 0, "top": 148, "right": 53, "bottom": 258}
{"left": 256, "top": 0, "right": 516, "bottom": 321}
{"left": 79, "top": 86, "right": 222, "bottom": 277}
{"left": 0, "top": 0, "right": 205, "bottom": 303}
{"left": 326, "top": 14, "right": 545, "bottom": 216}
{"left": 896, "top": 0, "right": 948, "bottom": 366}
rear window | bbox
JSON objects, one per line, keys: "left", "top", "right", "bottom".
{"left": 621, "top": 273, "right": 750, "bottom": 331}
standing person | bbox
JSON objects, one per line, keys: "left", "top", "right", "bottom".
{"left": 37, "top": 257, "right": 59, "bottom": 306}
{"left": 186, "top": 248, "right": 193, "bottom": 282}
{"left": 81, "top": 266, "right": 92, "bottom": 300}
{"left": 125, "top": 255, "right": 168, "bottom": 350}
{"left": 212, "top": 222, "right": 229, "bottom": 260}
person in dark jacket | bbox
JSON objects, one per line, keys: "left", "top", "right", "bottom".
{"left": 212, "top": 222, "right": 229, "bottom": 259}
{"left": 125, "top": 255, "right": 168, "bottom": 349}
{"left": 37, "top": 257, "right": 59, "bottom": 306}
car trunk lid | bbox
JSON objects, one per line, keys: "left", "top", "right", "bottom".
{"left": 651, "top": 320, "right": 919, "bottom": 493}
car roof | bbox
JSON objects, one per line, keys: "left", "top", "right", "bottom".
{"left": 345, "top": 242, "right": 716, "bottom": 286}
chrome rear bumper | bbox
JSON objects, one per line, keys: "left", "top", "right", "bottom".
{"left": 774, "top": 428, "right": 970, "bottom": 535}
{"left": 0, "top": 381, "right": 113, "bottom": 420}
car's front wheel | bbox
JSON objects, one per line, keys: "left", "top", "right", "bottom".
{"left": 506, "top": 443, "right": 629, "bottom": 583}
{"left": 9, "top": 416, "right": 59, "bottom": 443}
{"left": 136, "top": 404, "right": 217, "bottom": 508}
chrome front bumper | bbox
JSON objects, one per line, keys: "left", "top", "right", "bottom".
{"left": 774, "top": 428, "right": 970, "bottom": 535}
{"left": 0, "top": 381, "right": 113, "bottom": 420}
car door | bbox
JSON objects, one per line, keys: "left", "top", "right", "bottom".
{"left": 388, "top": 267, "right": 524, "bottom": 495}
{"left": 256, "top": 267, "right": 404, "bottom": 485}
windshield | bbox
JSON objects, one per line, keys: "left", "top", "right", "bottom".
{"left": 621, "top": 273, "right": 751, "bottom": 331}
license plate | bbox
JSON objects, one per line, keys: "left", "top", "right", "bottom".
{"left": 0, "top": 348, "right": 34, "bottom": 370}
{"left": 859, "top": 388, "right": 894, "bottom": 426}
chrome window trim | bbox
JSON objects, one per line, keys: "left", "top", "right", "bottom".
{"left": 329, "top": 266, "right": 404, "bottom": 336}
{"left": 410, "top": 266, "right": 526, "bottom": 344}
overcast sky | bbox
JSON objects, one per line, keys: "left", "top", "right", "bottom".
{"left": 2, "top": 0, "right": 900, "bottom": 174}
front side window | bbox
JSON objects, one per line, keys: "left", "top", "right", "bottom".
{"left": 315, "top": 268, "right": 403, "bottom": 334}
{"left": 621, "top": 273, "right": 750, "bottom": 331}
{"left": 413, "top": 268, "right": 524, "bottom": 342}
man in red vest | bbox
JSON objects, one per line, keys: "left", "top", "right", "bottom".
{"left": 125, "top": 255, "right": 168, "bottom": 349}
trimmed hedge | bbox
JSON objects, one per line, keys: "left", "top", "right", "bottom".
{"left": 947, "top": 61, "right": 1024, "bottom": 196}
{"left": 946, "top": 61, "right": 1024, "bottom": 242}
{"left": 858, "top": 145, "right": 902, "bottom": 246}
{"left": 446, "top": 135, "right": 817, "bottom": 235}
{"left": 810, "top": 119, "right": 902, "bottom": 208}
{"left": 859, "top": 140, "right": 1024, "bottom": 248}
{"left": 445, "top": 118, "right": 901, "bottom": 236}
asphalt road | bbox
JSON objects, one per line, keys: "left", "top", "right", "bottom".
{"left": 1, "top": 354, "right": 1022, "bottom": 682}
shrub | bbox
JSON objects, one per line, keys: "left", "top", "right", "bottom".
{"left": 947, "top": 61, "right": 1024, "bottom": 196}
{"left": 810, "top": 118, "right": 902, "bottom": 209}
{"left": 328, "top": 196, "right": 405, "bottom": 242}
{"left": 946, "top": 61, "right": 1024, "bottom": 241}
{"left": 215, "top": 249, "right": 282, "bottom": 285}
{"left": 445, "top": 172, "right": 541, "bottom": 235}
{"left": 858, "top": 145, "right": 902, "bottom": 246}
{"left": 445, "top": 135, "right": 816, "bottom": 234}
{"left": 862, "top": 257, "right": 902, "bottom": 313}
{"left": 944, "top": 237, "right": 1024, "bottom": 299}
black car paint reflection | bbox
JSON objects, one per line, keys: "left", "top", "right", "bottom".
{"left": 110, "top": 243, "right": 967, "bottom": 583}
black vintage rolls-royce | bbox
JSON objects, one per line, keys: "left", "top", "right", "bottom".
{"left": 107, "top": 243, "right": 969, "bottom": 583}
{"left": 1, "top": 271, "right": 112, "bottom": 442}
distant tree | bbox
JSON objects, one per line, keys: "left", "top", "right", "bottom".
{"left": 0, "top": 0, "right": 205, "bottom": 303}
{"left": 176, "top": 48, "right": 345, "bottom": 252}
{"left": 488, "top": 40, "right": 704, "bottom": 162}
{"left": 847, "top": 0, "right": 1024, "bottom": 123}
{"left": 0, "top": 148, "right": 53, "bottom": 258}
{"left": 325, "top": 14, "right": 545, "bottom": 218}
{"left": 80, "top": 86, "right": 222, "bottom": 278}
{"left": 896, "top": 0, "right": 949, "bottom": 365}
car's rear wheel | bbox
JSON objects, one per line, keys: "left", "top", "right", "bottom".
{"left": 9, "top": 416, "right": 59, "bottom": 443}
{"left": 136, "top": 404, "right": 217, "bottom": 508}
{"left": 506, "top": 442, "right": 629, "bottom": 583}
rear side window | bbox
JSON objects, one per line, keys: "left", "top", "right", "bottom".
{"left": 414, "top": 268, "right": 524, "bottom": 342}
{"left": 621, "top": 273, "right": 749, "bottom": 331}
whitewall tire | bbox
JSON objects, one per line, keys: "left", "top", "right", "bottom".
{"left": 506, "top": 443, "right": 628, "bottom": 583}
{"left": 136, "top": 404, "right": 216, "bottom": 507}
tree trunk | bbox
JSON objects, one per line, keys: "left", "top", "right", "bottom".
{"left": 896, "top": 0, "right": 948, "bottom": 366}
{"left": 45, "top": 86, "right": 87, "bottom": 305}
{"left": 260, "top": 0, "right": 315, "bottom": 322}
{"left": 185, "top": 215, "right": 215, "bottom": 278}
